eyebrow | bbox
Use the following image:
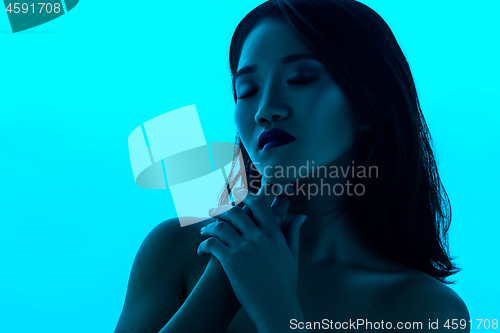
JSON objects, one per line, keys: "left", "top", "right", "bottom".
{"left": 234, "top": 53, "right": 322, "bottom": 81}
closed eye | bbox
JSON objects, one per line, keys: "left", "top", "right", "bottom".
{"left": 286, "top": 75, "right": 317, "bottom": 85}
{"left": 237, "top": 87, "right": 259, "bottom": 100}
{"left": 236, "top": 75, "right": 317, "bottom": 100}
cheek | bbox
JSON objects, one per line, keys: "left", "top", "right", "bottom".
{"left": 330, "top": 105, "right": 356, "bottom": 140}
{"left": 306, "top": 90, "right": 357, "bottom": 153}
{"left": 234, "top": 107, "right": 246, "bottom": 134}
{"left": 234, "top": 107, "right": 254, "bottom": 146}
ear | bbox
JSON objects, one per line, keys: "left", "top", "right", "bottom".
{"left": 359, "top": 121, "right": 371, "bottom": 132}
{"left": 358, "top": 115, "right": 372, "bottom": 132}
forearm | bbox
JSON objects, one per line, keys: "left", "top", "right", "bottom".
{"left": 255, "top": 300, "right": 307, "bottom": 333}
{"left": 159, "top": 257, "right": 241, "bottom": 333}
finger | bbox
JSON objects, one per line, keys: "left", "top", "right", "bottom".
{"left": 282, "top": 214, "right": 307, "bottom": 260}
{"left": 228, "top": 185, "right": 256, "bottom": 221}
{"left": 197, "top": 237, "right": 229, "bottom": 262}
{"left": 234, "top": 184, "right": 290, "bottom": 228}
{"left": 230, "top": 187, "right": 256, "bottom": 224}
{"left": 281, "top": 213, "right": 294, "bottom": 229}
{"left": 270, "top": 195, "right": 290, "bottom": 226}
{"left": 200, "top": 220, "right": 242, "bottom": 248}
{"left": 259, "top": 179, "right": 292, "bottom": 226}
{"left": 209, "top": 204, "right": 258, "bottom": 235}
{"left": 232, "top": 187, "right": 279, "bottom": 230}
{"left": 257, "top": 178, "right": 277, "bottom": 208}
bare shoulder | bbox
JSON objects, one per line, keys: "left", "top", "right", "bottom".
{"left": 146, "top": 216, "right": 215, "bottom": 249}
{"left": 388, "top": 268, "right": 470, "bottom": 331}
{"left": 114, "top": 216, "right": 215, "bottom": 333}
{"left": 142, "top": 216, "right": 216, "bottom": 271}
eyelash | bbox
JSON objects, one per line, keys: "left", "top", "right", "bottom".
{"left": 236, "top": 76, "right": 316, "bottom": 100}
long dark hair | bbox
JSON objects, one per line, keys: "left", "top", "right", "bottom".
{"left": 218, "top": 0, "right": 459, "bottom": 283}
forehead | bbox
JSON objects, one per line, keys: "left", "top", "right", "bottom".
{"left": 238, "top": 18, "right": 313, "bottom": 69}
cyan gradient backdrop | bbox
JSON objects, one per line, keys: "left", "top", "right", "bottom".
{"left": 0, "top": 1, "right": 498, "bottom": 332}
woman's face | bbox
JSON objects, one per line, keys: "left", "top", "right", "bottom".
{"left": 235, "top": 18, "right": 358, "bottom": 184}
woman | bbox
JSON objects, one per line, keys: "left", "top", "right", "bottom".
{"left": 114, "top": 0, "right": 470, "bottom": 332}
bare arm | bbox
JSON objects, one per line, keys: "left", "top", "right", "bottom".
{"left": 389, "top": 273, "right": 470, "bottom": 333}
{"left": 113, "top": 218, "right": 241, "bottom": 333}
{"left": 159, "top": 256, "right": 241, "bottom": 332}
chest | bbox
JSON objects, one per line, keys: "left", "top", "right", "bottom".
{"left": 186, "top": 263, "right": 405, "bottom": 333}
{"left": 226, "top": 283, "right": 389, "bottom": 333}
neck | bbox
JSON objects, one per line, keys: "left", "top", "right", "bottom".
{"left": 273, "top": 151, "right": 385, "bottom": 268}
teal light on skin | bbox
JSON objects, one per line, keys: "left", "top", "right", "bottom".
{"left": 234, "top": 18, "right": 378, "bottom": 268}
{"left": 235, "top": 19, "right": 360, "bottom": 186}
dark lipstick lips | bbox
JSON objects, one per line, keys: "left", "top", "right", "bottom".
{"left": 258, "top": 128, "right": 296, "bottom": 150}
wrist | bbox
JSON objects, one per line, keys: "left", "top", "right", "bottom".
{"left": 206, "top": 256, "right": 224, "bottom": 274}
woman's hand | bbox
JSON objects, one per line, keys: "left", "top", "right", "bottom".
{"left": 197, "top": 179, "right": 307, "bottom": 331}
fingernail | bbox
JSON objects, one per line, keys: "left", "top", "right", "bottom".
{"left": 200, "top": 226, "right": 206, "bottom": 233}
{"left": 299, "top": 215, "right": 307, "bottom": 226}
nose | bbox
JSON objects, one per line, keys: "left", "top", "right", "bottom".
{"left": 254, "top": 84, "right": 290, "bottom": 128}
{"left": 255, "top": 106, "right": 289, "bottom": 127}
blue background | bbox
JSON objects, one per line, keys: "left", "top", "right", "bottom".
{"left": 0, "top": 1, "right": 498, "bottom": 331}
